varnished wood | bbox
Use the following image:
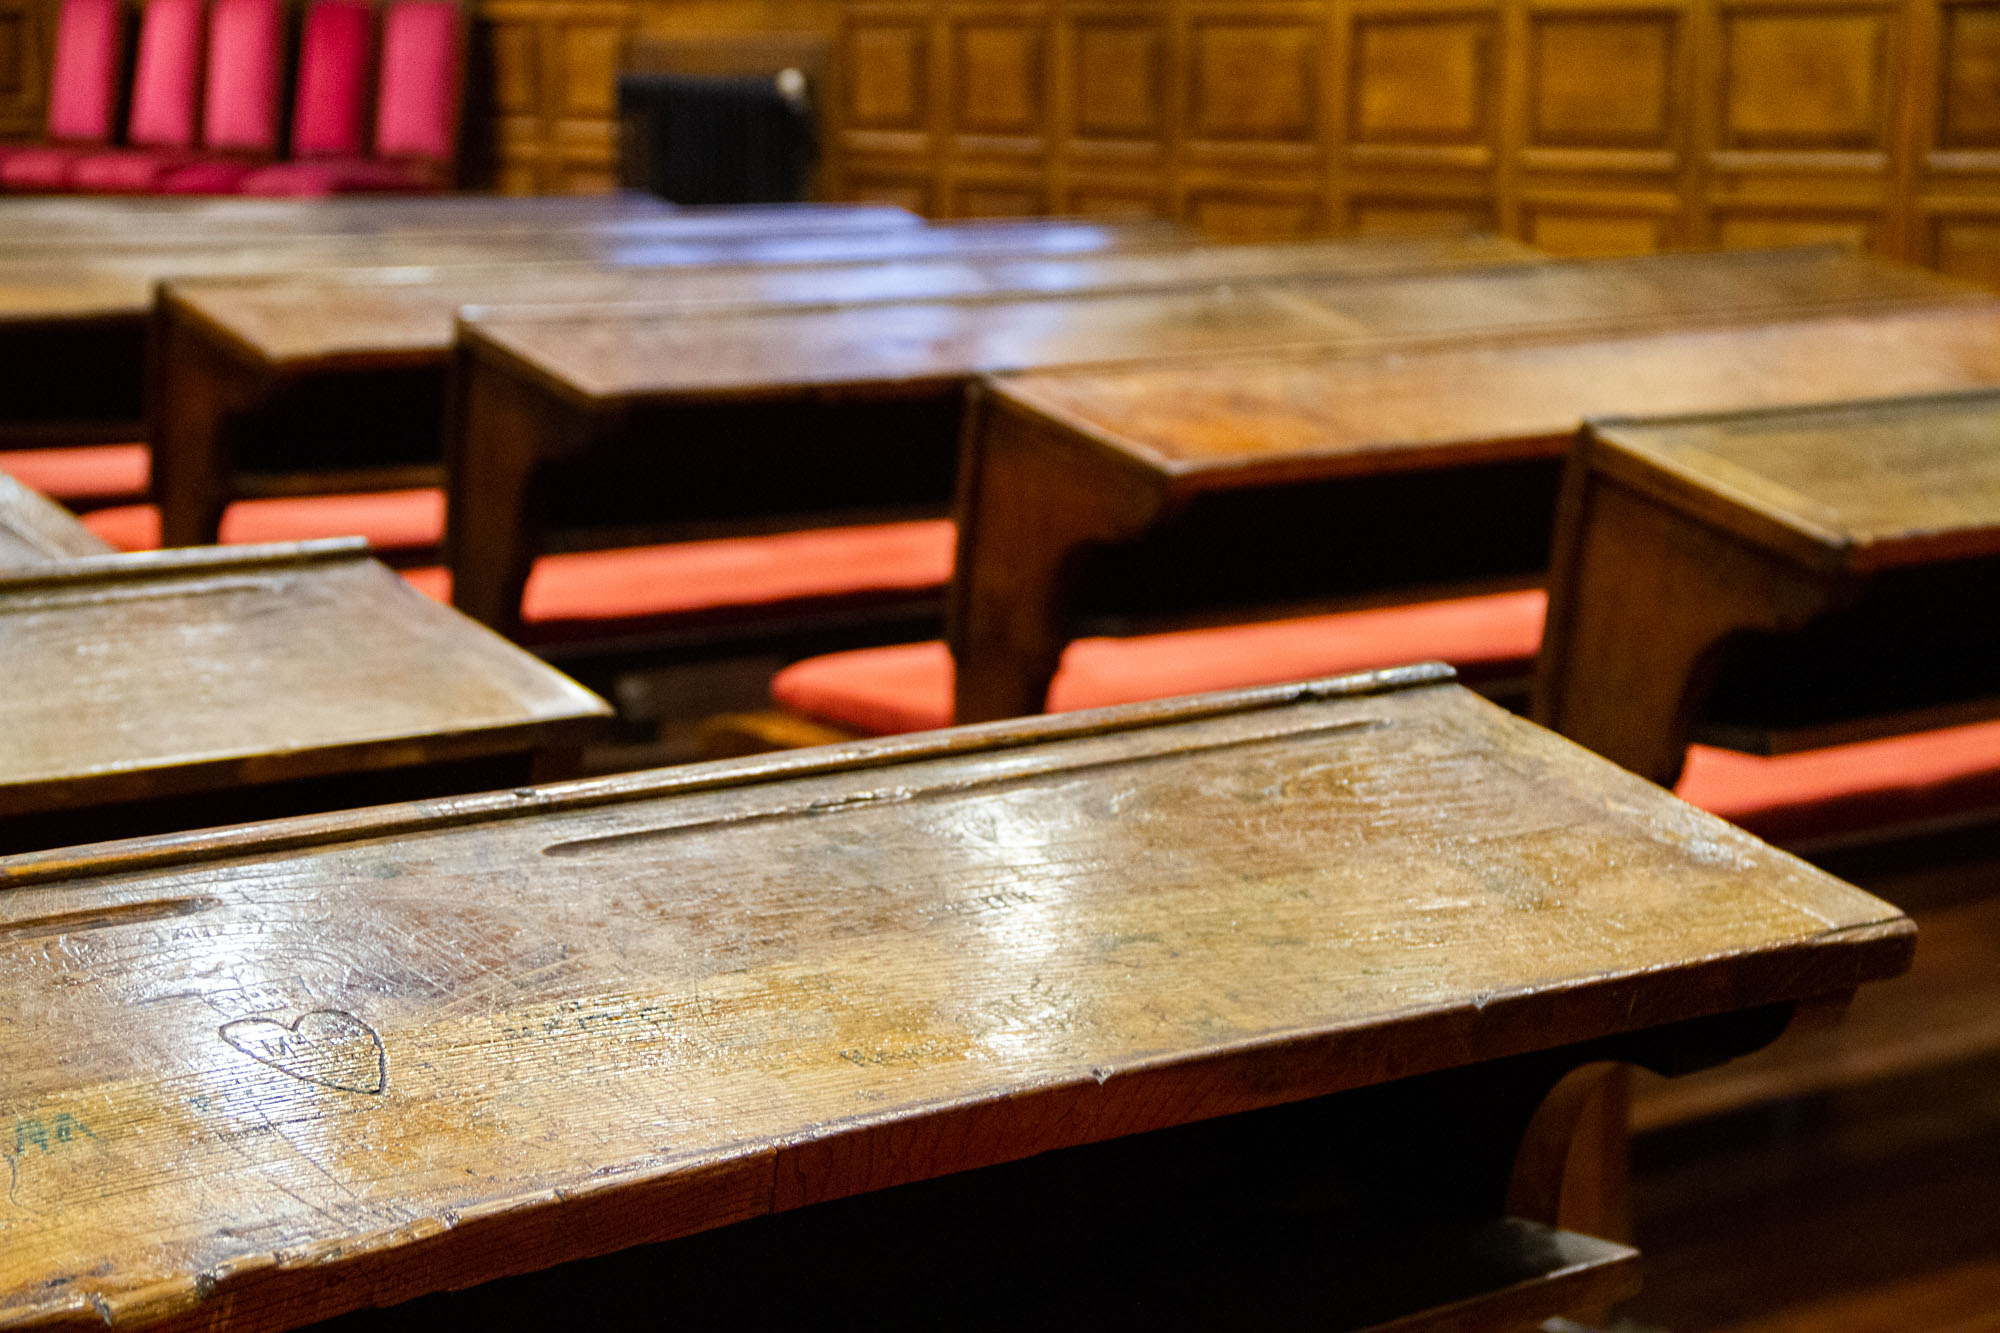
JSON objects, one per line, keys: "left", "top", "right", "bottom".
{"left": 0, "top": 669, "right": 1913, "bottom": 1330}
{"left": 0, "top": 468, "right": 112, "bottom": 566}
{"left": 1534, "top": 389, "right": 2000, "bottom": 789}
{"left": 0, "top": 539, "right": 610, "bottom": 851}
{"left": 948, "top": 303, "right": 2000, "bottom": 725}
{"left": 448, "top": 246, "right": 1981, "bottom": 639}
{"left": 0, "top": 199, "right": 931, "bottom": 447}
{"left": 150, "top": 232, "right": 1526, "bottom": 548}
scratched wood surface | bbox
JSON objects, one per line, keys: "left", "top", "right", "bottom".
{"left": 1581, "top": 390, "right": 2000, "bottom": 574}
{"left": 994, "top": 305, "right": 2000, "bottom": 478}
{"left": 1536, "top": 390, "right": 2000, "bottom": 786}
{"left": 0, "top": 539, "right": 609, "bottom": 819}
{"left": 460, "top": 246, "right": 1976, "bottom": 402}
{"left": 0, "top": 669, "right": 1913, "bottom": 1331}
{"left": 164, "top": 234, "right": 1540, "bottom": 371}
{"left": 0, "top": 470, "right": 111, "bottom": 565}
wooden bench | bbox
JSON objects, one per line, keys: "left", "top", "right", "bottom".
{"left": 0, "top": 538, "right": 610, "bottom": 855}
{"left": 748, "top": 302, "right": 2000, "bottom": 751}
{"left": 445, "top": 247, "right": 1980, "bottom": 656}
{"left": 0, "top": 667, "right": 1913, "bottom": 1330}
{"left": 146, "top": 233, "right": 1538, "bottom": 549}
{"left": 1533, "top": 389, "right": 2000, "bottom": 849}
{"left": 0, "top": 466, "right": 112, "bottom": 564}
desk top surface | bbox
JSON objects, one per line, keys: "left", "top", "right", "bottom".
{"left": 0, "top": 471, "right": 112, "bottom": 565}
{"left": 991, "top": 304, "right": 2000, "bottom": 485}
{"left": 0, "top": 669, "right": 1910, "bottom": 1330}
{"left": 1585, "top": 389, "right": 2000, "bottom": 573}
{"left": 0, "top": 216, "right": 1159, "bottom": 323}
{"left": 461, "top": 246, "right": 1977, "bottom": 404}
{"left": 0, "top": 541, "right": 608, "bottom": 816}
{"left": 168, "top": 234, "right": 1539, "bottom": 369}
{"left": 0, "top": 198, "right": 911, "bottom": 243}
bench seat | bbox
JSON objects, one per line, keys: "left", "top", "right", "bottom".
{"left": 0, "top": 444, "right": 149, "bottom": 504}
{"left": 399, "top": 519, "right": 956, "bottom": 642}
{"left": 771, "top": 589, "right": 1550, "bottom": 736}
{"left": 82, "top": 487, "right": 444, "bottom": 553}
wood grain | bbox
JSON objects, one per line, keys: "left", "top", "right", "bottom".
{"left": 0, "top": 540, "right": 610, "bottom": 821}
{"left": 0, "top": 669, "right": 1913, "bottom": 1330}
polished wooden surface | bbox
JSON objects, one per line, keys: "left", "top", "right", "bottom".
{"left": 459, "top": 245, "right": 1973, "bottom": 400}
{"left": 0, "top": 669, "right": 1913, "bottom": 1330}
{"left": 446, "top": 247, "right": 1983, "bottom": 639}
{"left": 1536, "top": 389, "right": 2000, "bottom": 788}
{"left": 949, "top": 303, "right": 2000, "bottom": 724}
{"left": 166, "top": 232, "right": 1538, "bottom": 371}
{"left": 0, "top": 539, "right": 610, "bottom": 826}
{"left": 0, "top": 468, "right": 111, "bottom": 565}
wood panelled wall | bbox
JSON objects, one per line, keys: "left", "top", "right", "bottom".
{"left": 826, "top": 0, "right": 2000, "bottom": 281}
{"left": 0, "top": 0, "right": 51, "bottom": 141}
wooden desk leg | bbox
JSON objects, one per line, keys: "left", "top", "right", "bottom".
{"left": 447, "top": 346, "right": 577, "bottom": 638}
{"left": 1532, "top": 461, "right": 1838, "bottom": 787}
{"left": 151, "top": 298, "right": 264, "bottom": 549}
{"left": 948, "top": 387, "right": 1166, "bottom": 726}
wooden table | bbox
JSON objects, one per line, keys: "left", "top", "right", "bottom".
{"left": 148, "top": 233, "right": 1520, "bottom": 548}
{"left": 0, "top": 206, "right": 1037, "bottom": 447}
{"left": 0, "top": 468, "right": 112, "bottom": 565}
{"left": 0, "top": 538, "right": 610, "bottom": 854}
{"left": 0, "top": 667, "right": 1913, "bottom": 1331}
{"left": 440, "top": 246, "right": 1982, "bottom": 642}
{"left": 947, "top": 304, "right": 2000, "bottom": 724}
{"left": 1534, "top": 389, "right": 2000, "bottom": 788}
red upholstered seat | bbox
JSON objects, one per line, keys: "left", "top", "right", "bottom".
{"left": 238, "top": 0, "right": 460, "bottom": 196}
{"left": 68, "top": 0, "right": 206, "bottom": 193}
{"left": 398, "top": 520, "right": 958, "bottom": 637}
{"left": 170, "top": 0, "right": 370, "bottom": 194}
{"left": 771, "top": 589, "right": 1551, "bottom": 737}
{"left": 1677, "top": 723, "right": 2000, "bottom": 846}
{"left": 0, "top": 444, "right": 149, "bottom": 503}
{"left": 0, "top": 0, "right": 123, "bottom": 190}
{"left": 152, "top": 0, "right": 285, "bottom": 193}
{"left": 82, "top": 488, "right": 445, "bottom": 552}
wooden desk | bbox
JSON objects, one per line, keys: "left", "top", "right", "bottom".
{"left": 0, "top": 206, "right": 988, "bottom": 447}
{"left": 0, "top": 539, "right": 610, "bottom": 854}
{"left": 0, "top": 668, "right": 1912, "bottom": 1331}
{"left": 1534, "top": 390, "right": 2000, "bottom": 788}
{"left": 0, "top": 468, "right": 112, "bottom": 564}
{"left": 947, "top": 305, "right": 2000, "bottom": 724}
{"left": 442, "top": 247, "right": 1982, "bottom": 642}
{"left": 148, "top": 231, "right": 1500, "bottom": 546}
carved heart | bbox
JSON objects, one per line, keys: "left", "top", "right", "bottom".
{"left": 219, "top": 1011, "right": 386, "bottom": 1094}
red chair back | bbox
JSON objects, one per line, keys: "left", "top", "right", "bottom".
{"left": 289, "top": 0, "right": 372, "bottom": 157}
{"left": 372, "top": 0, "right": 461, "bottom": 164}
{"left": 126, "top": 0, "right": 205, "bottom": 149}
{"left": 44, "top": 0, "right": 124, "bottom": 143}
{"left": 200, "top": 0, "right": 283, "bottom": 152}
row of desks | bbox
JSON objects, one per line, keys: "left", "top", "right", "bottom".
{"left": 0, "top": 195, "right": 1971, "bottom": 1329}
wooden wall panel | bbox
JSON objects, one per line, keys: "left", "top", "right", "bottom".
{"left": 0, "top": 0, "right": 47, "bottom": 141}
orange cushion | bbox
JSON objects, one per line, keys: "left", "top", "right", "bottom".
{"left": 399, "top": 519, "right": 957, "bottom": 634}
{"left": 82, "top": 488, "right": 444, "bottom": 552}
{"left": 0, "top": 445, "right": 148, "bottom": 503}
{"left": 772, "top": 589, "right": 1551, "bottom": 737}
{"left": 1677, "top": 721, "right": 2000, "bottom": 845}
